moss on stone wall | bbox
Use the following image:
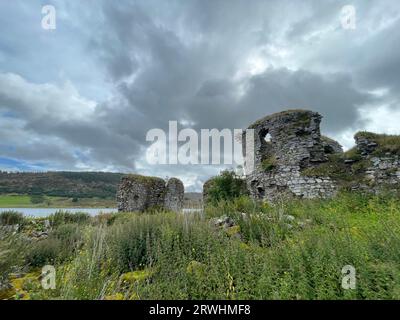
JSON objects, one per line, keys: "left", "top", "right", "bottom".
{"left": 300, "top": 154, "right": 372, "bottom": 189}
{"left": 301, "top": 155, "right": 348, "bottom": 179}
{"left": 343, "top": 147, "right": 363, "bottom": 161}
{"left": 245, "top": 110, "right": 400, "bottom": 202}
{"left": 261, "top": 156, "right": 277, "bottom": 172}
{"left": 124, "top": 174, "right": 165, "bottom": 188}
{"left": 248, "top": 109, "right": 311, "bottom": 129}
{"left": 118, "top": 174, "right": 184, "bottom": 212}
{"left": 355, "top": 132, "right": 400, "bottom": 156}
{"left": 294, "top": 112, "right": 312, "bottom": 127}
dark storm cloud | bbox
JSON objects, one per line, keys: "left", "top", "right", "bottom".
{"left": 356, "top": 19, "right": 400, "bottom": 94}
{"left": 92, "top": 0, "right": 375, "bottom": 133}
{"left": 1, "top": 0, "right": 400, "bottom": 189}
{"left": 237, "top": 69, "right": 373, "bottom": 133}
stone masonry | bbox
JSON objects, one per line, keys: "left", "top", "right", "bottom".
{"left": 353, "top": 132, "right": 400, "bottom": 191}
{"left": 164, "top": 178, "right": 185, "bottom": 212}
{"left": 240, "top": 109, "right": 400, "bottom": 202}
{"left": 117, "top": 174, "right": 184, "bottom": 212}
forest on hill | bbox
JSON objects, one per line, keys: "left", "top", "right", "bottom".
{"left": 0, "top": 172, "right": 124, "bottom": 199}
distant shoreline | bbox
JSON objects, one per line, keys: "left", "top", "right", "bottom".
{"left": 0, "top": 193, "right": 203, "bottom": 209}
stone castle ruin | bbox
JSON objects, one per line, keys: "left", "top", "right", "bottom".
{"left": 241, "top": 109, "right": 400, "bottom": 202}
{"left": 118, "top": 109, "right": 400, "bottom": 209}
{"left": 117, "top": 174, "right": 184, "bottom": 212}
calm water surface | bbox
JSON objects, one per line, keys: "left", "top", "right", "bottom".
{"left": 0, "top": 207, "right": 202, "bottom": 217}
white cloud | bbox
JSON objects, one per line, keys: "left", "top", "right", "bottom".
{"left": 0, "top": 73, "right": 96, "bottom": 121}
{"left": 360, "top": 105, "right": 400, "bottom": 135}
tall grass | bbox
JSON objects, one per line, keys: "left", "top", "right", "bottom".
{"left": 3, "top": 192, "right": 400, "bottom": 300}
{"left": 25, "top": 223, "right": 84, "bottom": 268}
{"left": 0, "top": 211, "right": 25, "bottom": 226}
{"left": 49, "top": 211, "right": 91, "bottom": 227}
{"left": 0, "top": 231, "right": 27, "bottom": 285}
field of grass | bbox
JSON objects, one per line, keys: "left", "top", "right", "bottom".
{"left": 0, "top": 194, "right": 116, "bottom": 208}
{"left": 1, "top": 192, "right": 400, "bottom": 300}
{"left": 0, "top": 195, "right": 33, "bottom": 207}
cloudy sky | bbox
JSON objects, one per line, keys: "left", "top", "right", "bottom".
{"left": 0, "top": 0, "right": 400, "bottom": 191}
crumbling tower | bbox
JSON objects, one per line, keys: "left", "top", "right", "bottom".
{"left": 243, "top": 110, "right": 338, "bottom": 201}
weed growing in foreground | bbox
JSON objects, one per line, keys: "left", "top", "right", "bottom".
{"left": 0, "top": 211, "right": 26, "bottom": 226}
{"left": 2, "top": 192, "right": 400, "bottom": 300}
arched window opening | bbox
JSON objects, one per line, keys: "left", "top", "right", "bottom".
{"left": 257, "top": 186, "right": 265, "bottom": 197}
{"left": 259, "top": 128, "right": 272, "bottom": 145}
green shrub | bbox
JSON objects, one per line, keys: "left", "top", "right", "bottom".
{"left": 104, "top": 211, "right": 216, "bottom": 274}
{"left": 30, "top": 194, "right": 45, "bottom": 204}
{"left": 205, "top": 196, "right": 291, "bottom": 247}
{"left": 54, "top": 226, "right": 119, "bottom": 300}
{"left": 25, "top": 224, "right": 84, "bottom": 267}
{"left": 0, "top": 231, "right": 27, "bottom": 283}
{"left": 204, "top": 170, "right": 248, "bottom": 205}
{"left": 92, "top": 212, "right": 117, "bottom": 226}
{"left": 0, "top": 211, "right": 25, "bottom": 226}
{"left": 25, "top": 239, "right": 63, "bottom": 267}
{"left": 50, "top": 223, "right": 84, "bottom": 249}
{"left": 106, "top": 214, "right": 164, "bottom": 272}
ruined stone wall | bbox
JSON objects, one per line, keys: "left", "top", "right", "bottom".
{"left": 246, "top": 110, "right": 327, "bottom": 169}
{"left": 242, "top": 110, "right": 400, "bottom": 202}
{"left": 365, "top": 156, "right": 400, "bottom": 187}
{"left": 164, "top": 178, "right": 184, "bottom": 211}
{"left": 247, "top": 167, "right": 337, "bottom": 201}
{"left": 322, "top": 136, "right": 343, "bottom": 154}
{"left": 117, "top": 174, "right": 184, "bottom": 212}
{"left": 244, "top": 110, "right": 339, "bottom": 201}
{"left": 352, "top": 133, "right": 400, "bottom": 192}
{"left": 202, "top": 178, "right": 214, "bottom": 205}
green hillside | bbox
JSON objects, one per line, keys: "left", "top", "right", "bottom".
{"left": 0, "top": 171, "right": 124, "bottom": 199}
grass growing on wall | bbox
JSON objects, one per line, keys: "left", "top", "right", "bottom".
{"left": 261, "top": 156, "right": 277, "bottom": 172}
{"left": 356, "top": 131, "right": 400, "bottom": 156}
{"left": 1, "top": 192, "right": 400, "bottom": 300}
